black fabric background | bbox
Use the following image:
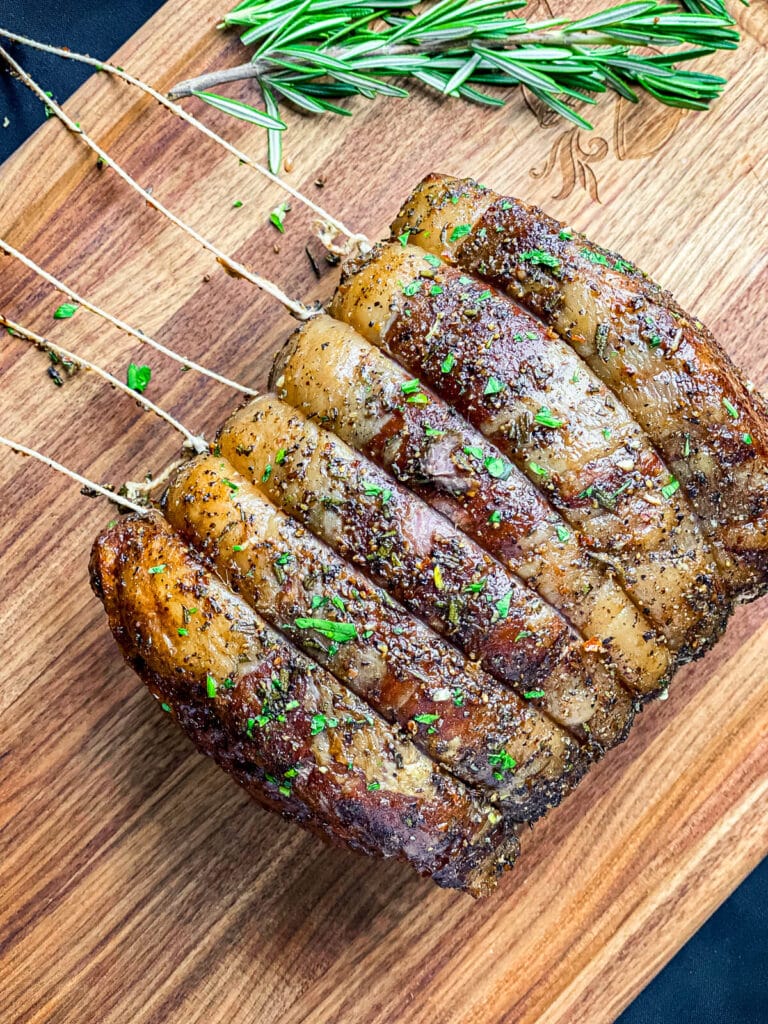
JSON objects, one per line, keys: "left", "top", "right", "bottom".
{"left": 0, "top": 2, "right": 765, "bottom": 1020}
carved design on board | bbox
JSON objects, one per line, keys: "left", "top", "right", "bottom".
{"left": 526, "top": 86, "right": 687, "bottom": 202}
{"left": 530, "top": 126, "right": 608, "bottom": 202}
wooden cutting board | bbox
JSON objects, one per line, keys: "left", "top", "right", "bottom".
{"left": 1, "top": 3, "right": 767, "bottom": 1021}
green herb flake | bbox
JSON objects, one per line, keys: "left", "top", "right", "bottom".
{"left": 262, "top": 464, "right": 272, "bottom": 482}
{"left": 581, "top": 248, "right": 610, "bottom": 266}
{"left": 401, "top": 378, "right": 421, "bottom": 395}
{"left": 222, "top": 478, "right": 240, "bottom": 491}
{"left": 148, "top": 564, "right": 166, "bottom": 575}
{"left": 398, "top": 230, "right": 410, "bottom": 247}
{"left": 452, "top": 689, "right": 464, "bottom": 707}
{"left": 488, "top": 510, "right": 501, "bottom": 525}
{"left": 661, "top": 477, "right": 680, "bottom": 500}
{"left": 403, "top": 278, "right": 424, "bottom": 297}
{"left": 53, "top": 302, "right": 78, "bottom": 320}
{"left": 463, "top": 579, "right": 486, "bottom": 593}
{"left": 232, "top": 200, "right": 243, "bottom": 208}
{"left": 524, "top": 689, "right": 546, "bottom": 699}
{"left": 177, "top": 627, "right": 189, "bottom": 637}
{"left": 559, "top": 228, "right": 573, "bottom": 240}
{"left": 407, "top": 392, "right": 429, "bottom": 405}
{"left": 723, "top": 397, "right": 739, "bottom": 419}
{"left": 413, "top": 713, "right": 440, "bottom": 725}
{"left": 535, "top": 407, "right": 564, "bottom": 429}
{"left": 484, "top": 376, "right": 504, "bottom": 396}
{"left": 485, "top": 456, "right": 512, "bottom": 480}
{"left": 127, "top": 363, "right": 152, "bottom": 393}
{"left": 310, "top": 712, "right": 339, "bottom": 736}
{"left": 450, "top": 224, "right": 472, "bottom": 243}
{"left": 275, "top": 448, "right": 287, "bottom": 464}
{"left": 424, "top": 426, "right": 445, "bottom": 438}
{"left": 488, "top": 749, "right": 517, "bottom": 778}
{"left": 529, "top": 460, "right": 548, "bottom": 477}
{"left": 423, "top": 253, "right": 441, "bottom": 268}
{"left": 495, "top": 592, "right": 513, "bottom": 619}
{"left": 441, "top": 352, "right": 456, "bottom": 374}
{"left": 515, "top": 630, "right": 533, "bottom": 641}
{"left": 269, "top": 200, "right": 290, "bottom": 232}
{"left": 743, "top": 433, "right": 753, "bottom": 445}
{"left": 367, "top": 780, "right": 381, "bottom": 791}
{"left": 206, "top": 675, "right": 218, "bottom": 698}
{"left": 161, "top": 702, "right": 171, "bottom": 713}
{"left": 683, "top": 434, "right": 691, "bottom": 458}
{"left": 294, "top": 617, "right": 358, "bottom": 644}
{"left": 463, "top": 445, "right": 484, "bottom": 460}
{"left": 519, "top": 249, "right": 560, "bottom": 270}
{"left": 556, "top": 524, "right": 570, "bottom": 543}
{"left": 430, "top": 283, "right": 444, "bottom": 296}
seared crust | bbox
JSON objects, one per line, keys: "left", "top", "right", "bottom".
{"left": 392, "top": 172, "right": 768, "bottom": 600}
{"left": 271, "top": 315, "right": 671, "bottom": 696}
{"left": 163, "top": 454, "right": 587, "bottom": 819}
{"left": 330, "top": 243, "right": 731, "bottom": 665}
{"left": 218, "top": 396, "right": 635, "bottom": 753}
{"left": 89, "top": 512, "right": 520, "bottom": 896}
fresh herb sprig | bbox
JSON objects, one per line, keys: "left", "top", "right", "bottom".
{"left": 169, "top": 0, "right": 740, "bottom": 172}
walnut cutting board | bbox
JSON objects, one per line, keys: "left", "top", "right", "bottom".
{"left": 1, "top": 1, "right": 767, "bottom": 1021}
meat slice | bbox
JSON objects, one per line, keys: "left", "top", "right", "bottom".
{"left": 391, "top": 172, "right": 768, "bottom": 599}
{"left": 90, "top": 512, "right": 519, "bottom": 895}
{"left": 271, "top": 314, "right": 671, "bottom": 697}
{"left": 163, "top": 454, "right": 584, "bottom": 820}
{"left": 330, "top": 243, "right": 731, "bottom": 665}
{"left": 217, "top": 397, "right": 634, "bottom": 752}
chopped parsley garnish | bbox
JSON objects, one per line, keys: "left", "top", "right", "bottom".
{"left": 424, "top": 426, "right": 445, "bottom": 438}
{"left": 535, "top": 407, "right": 564, "bottom": 428}
{"left": 485, "top": 456, "right": 512, "bottom": 480}
{"left": 398, "top": 230, "right": 410, "bottom": 247}
{"left": 367, "top": 780, "right": 381, "bottom": 791}
{"left": 463, "top": 579, "right": 486, "bottom": 593}
{"left": 294, "top": 617, "right": 358, "bottom": 644}
{"left": 452, "top": 689, "right": 464, "bottom": 706}
{"left": 232, "top": 199, "right": 243, "bottom": 208}
{"left": 177, "top": 627, "right": 189, "bottom": 637}
{"left": 275, "top": 552, "right": 292, "bottom": 566}
{"left": 413, "top": 713, "right": 440, "bottom": 725}
{"left": 222, "top": 478, "right": 239, "bottom": 491}
{"left": 262, "top": 464, "right": 272, "bottom": 482}
{"left": 495, "top": 592, "right": 513, "bottom": 619}
{"left": 602, "top": 428, "right": 611, "bottom": 441}
{"left": 401, "top": 379, "right": 421, "bottom": 395}
{"left": 556, "top": 524, "right": 570, "bottom": 543}
{"left": 484, "top": 376, "right": 504, "bottom": 396}
{"left": 524, "top": 689, "right": 546, "bottom": 699}
{"left": 206, "top": 675, "right": 218, "bottom": 698}
{"left": 519, "top": 249, "right": 560, "bottom": 270}
{"left": 661, "top": 477, "right": 680, "bottom": 500}
{"left": 529, "top": 460, "right": 548, "bottom": 477}
{"left": 161, "top": 702, "right": 171, "bottom": 713}
{"left": 148, "top": 563, "right": 166, "bottom": 574}
{"left": 613, "top": 259, "right": 633, "bottom": 273}
{"left": 683, "top": 434, "right": 691, "bottom": 457}
{"left": 463, "top": 445, "right": 484, "bottom": 460}
{"left": 423, "top": 253, "right": 441, "bottom": 268}
{"left": 232, "top": 544, "right": 245, "bottom": 552}
{"left": 581, "top": 248, "right": 610, "bottom": 265}
{"left": 433, "top": 565, "right": 444, "bottom": 590}
{"left": 407, "top": 392, "right": 429, "bottom": 405}
{"left": 441, "top": 352, "right": 456, "bottom": 374}
{"left": 275, "top": 448, "right": 287, "bottom": 464}
{"left": 127, "top": 363, "right": 151, "bottom": 393}
{"left": 402, "top": 279, "right": 423, "bottom": 297}
{"left": 723, "top": 397, "right": 739, "bottom": 419}
{"left": 488, "top": 510, "right": 501, "bottom": 525}
{"left": 53, "top": 302, "right": 78, "bottom": 319}
{"left": 269, "top": 200, "right": 290, "bottom": 232}
{"left": 488, "top": 750, "right": 517, "bottom": 778}
{"left": 430, "top": 283, "right": 443, "bottom": 296}
{"left": 515, "top": 630, "right": 533, "bottom": 641}
{"left": 449, "top": 224, "right": 472, "bottom": 242}
{"left": 477, "top": 289, "right": 492, "bottom": 302}
{"left": 559, "top": 228, "right": 573, "bottom": 240}
{"left": 743, "top": 433, "right": 753, "bottom": 445}
{"left": 310, "top": 713, "right": 339, "bottom": 735}
{"left": 311, "top": 594, "right": 328, "bottom": 610}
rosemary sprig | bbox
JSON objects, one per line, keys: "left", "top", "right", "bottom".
{"left": 169, "top": 0, "right": 740, "bottom": 172}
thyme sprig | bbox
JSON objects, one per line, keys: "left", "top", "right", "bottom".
{"left": 169, "top": 0, "right": 740, "bottom": 172}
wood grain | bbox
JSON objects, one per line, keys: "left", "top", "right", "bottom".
{"left": 1, "top": 2, "right": 767, "bottom": 1022}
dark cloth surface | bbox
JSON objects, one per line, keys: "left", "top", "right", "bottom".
{"left": 0, "top": 2, "right": 766, "bottom": 1021}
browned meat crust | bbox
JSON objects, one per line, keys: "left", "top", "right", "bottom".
{"left": 270, "top": 314, "right": 672, "bottom": 697}
{"left": 330, "top": 243, "right": 731, "bottom": 666}
{"left": 392, "top": 173, "right": 768, "bottom": 600}
{"left": 163, "top": 453, "right": 588, "bottom": 819}
{"left": 90, "top": 512, "right": 520, "bottom": 895}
